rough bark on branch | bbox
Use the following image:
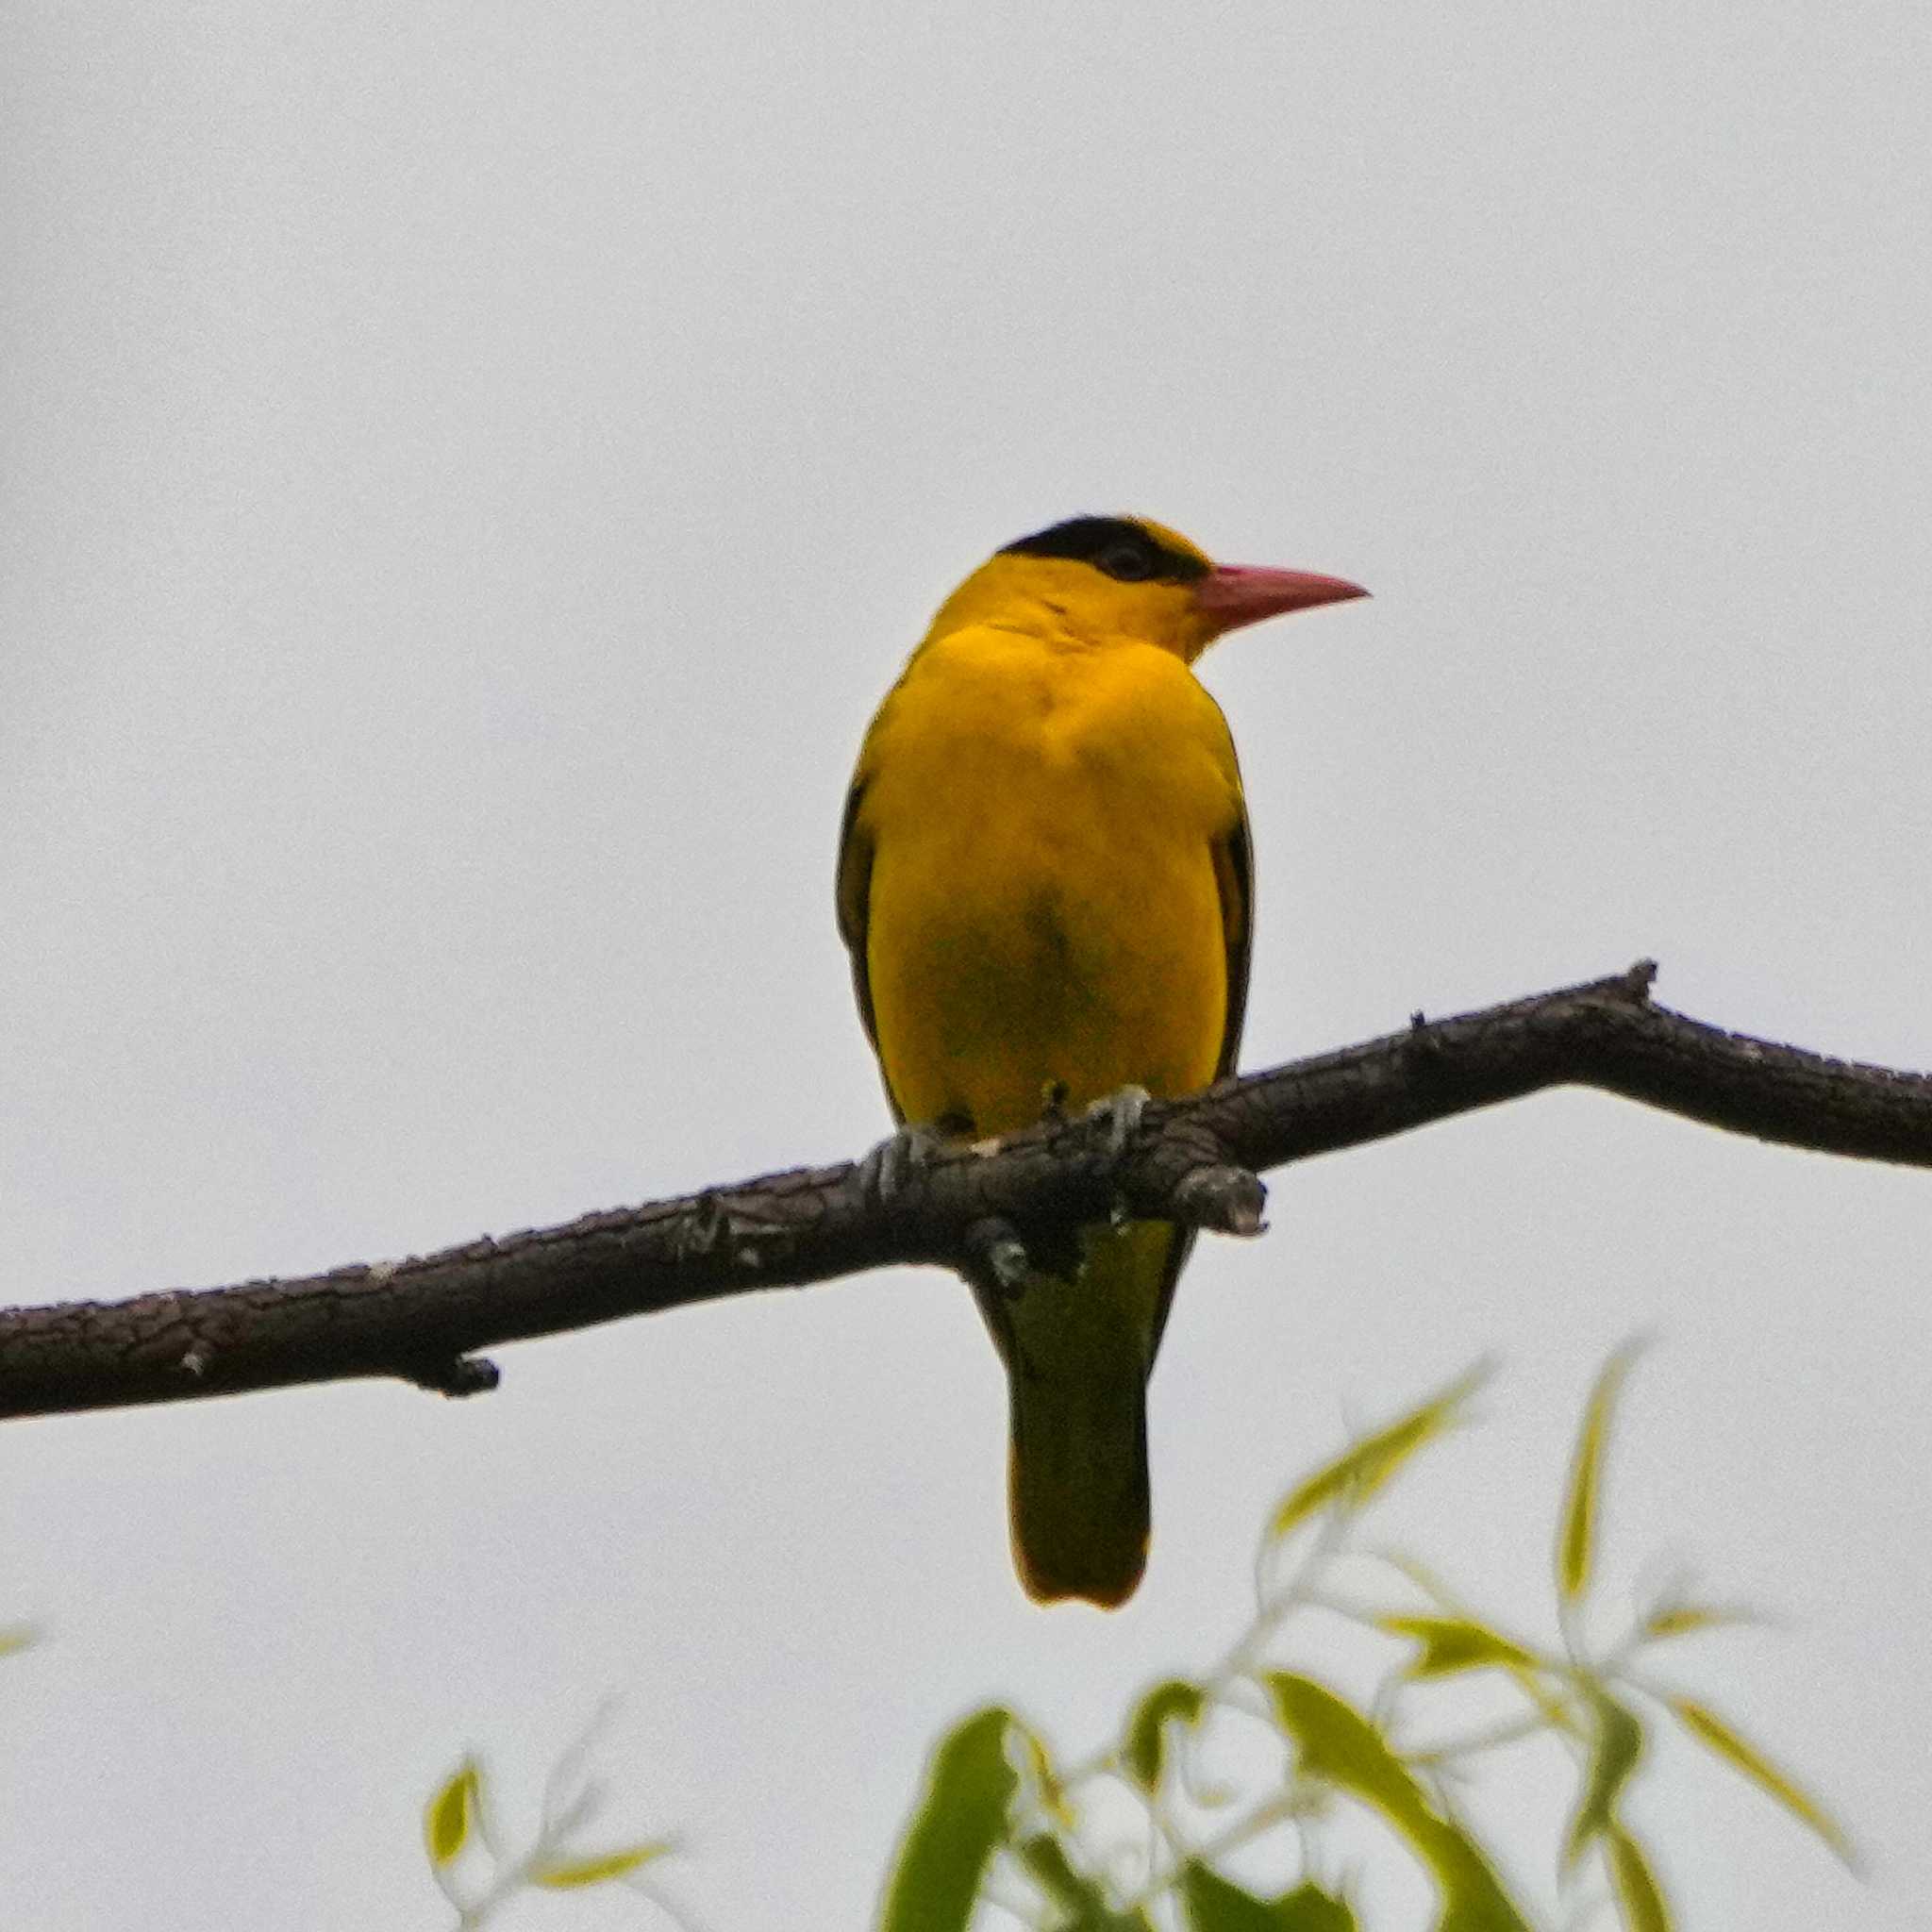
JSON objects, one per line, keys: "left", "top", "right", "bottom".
{"left": 4, "top": 961, "right": 1928, "bottom": 1423}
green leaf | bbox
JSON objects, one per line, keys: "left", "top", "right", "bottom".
{"left": 1270, "top": 1363, "right": 1490, "bottom": 1540}
{"left": 878, "top": 1707, "right": 1019, "bottom": 1932}
{"left": 1434, "top": 1881, "right": 1534, "bottom": 1932}
{"left": 1180, "top": 1863, "right": 1357, "bottom": 1929}
{"left": 530, "top": 1840, "right": 672, "bottom": 1889}
{"left": 1017, "top": 1836, "right": 1153, "bottom": 1928}
{"left": 1605, "top": 1826, "right": 1672, "bottom": 1932}
{"left": 1670, "top": 1699, "right": 1857, "bottom": 1868}
{"left": 1269, "top": 1674, "right": 1434, "bottom": 1827}
{"left": 1562, "top": 1687, "right": 1645, "bottom": 1868}
{"left": 1638, "top": 1600, "right": 1752, "bottom": 1641}
{"left": 1015, "top": 1721, "right": 1073, "bottom": 1827}
{"left": 1179, "top": 1861, "right": 1282, "bottom": 1930}
{"left": 1380, "top": 1616, "right": 1539, "bottom": 1679}
{"left": 1124, "top": 1678, "right": 1206, "bottom": 1790}
{"left": 1369, "top": 1558, "right": 1576, "bottom": 1731}
{"left": 1557, "top": 1341, "right": 1643, "bottom": 1602}
{"left": 423, "top": 1757, "right": 480, "bottom": 1867}
{"left": 1267, "top": 1674, "right": 1533, "bottom": 1932}
{"left": 1017, "top": 1833, "right": 1096, "bottom": 1908}
{"left": 1275, "top": 1882, "right": 1358, "bottom": 1930}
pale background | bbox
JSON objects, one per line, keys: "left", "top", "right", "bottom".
{"left": 3, "top": 3, "right": 1928, "bottom": 1926}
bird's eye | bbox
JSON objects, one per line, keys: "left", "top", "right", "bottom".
{"left": 1094, "top": 542, "right": 1158, "bottom": 582}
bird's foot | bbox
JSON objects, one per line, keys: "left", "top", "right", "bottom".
{"left": 858, "top": 1121, "right": 952, "bottom": 1206}
{"left": 964, "top": 1216, "right": 1031, "bottom": 1298}
{"left": 1082, "top": 1084, "right": 1151, "bottom": 1162}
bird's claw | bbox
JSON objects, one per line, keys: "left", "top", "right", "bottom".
{"left": 858, "top": 1123, "right": 946, "bottom": 1206}
{"left": 1083, "top": 1084, "right": 1151, "bottom": 1162}
{"left": 964, "top": 1216, "right": 1032, "bottom": 1297}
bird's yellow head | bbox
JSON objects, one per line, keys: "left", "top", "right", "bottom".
{"left": 924, "top": 514, "right": 1367, "bottom": 663}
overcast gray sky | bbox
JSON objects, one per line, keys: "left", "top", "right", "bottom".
{"left": 4, "top": 3, "right": 1929, "bottom": 1926}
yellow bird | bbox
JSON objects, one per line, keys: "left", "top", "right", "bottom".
{"left": 838, "top": 515, "right": 1366, "bottom": 1606}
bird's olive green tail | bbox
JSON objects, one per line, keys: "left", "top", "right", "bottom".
{"left": 1006, "top": 1353, "right": 1151, "bottom": 1608}
{"left": 974, "top": 1219, "right": 1175, "bottom": 1608}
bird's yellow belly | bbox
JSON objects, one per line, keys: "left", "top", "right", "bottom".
{"left": 867, "top": 803, "right": 1227, "bottom": 1136}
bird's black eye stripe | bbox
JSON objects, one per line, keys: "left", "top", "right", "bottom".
{"left": 1000, "top": 516, "right": 1208, "bottom": 585}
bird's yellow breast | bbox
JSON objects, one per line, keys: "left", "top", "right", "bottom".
{"left": 854, "top": 623, "right": 1243, "bottom": 1135}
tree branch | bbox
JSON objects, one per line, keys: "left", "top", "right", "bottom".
{"left": 5, "top": 961, "right": 1928, "bottom": 1423}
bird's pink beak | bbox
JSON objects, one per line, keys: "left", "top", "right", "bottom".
{"left": 1193, "top": 563, "right": 1369, "bottom": 636}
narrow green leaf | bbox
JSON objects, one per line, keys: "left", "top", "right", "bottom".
{"left": 1270, "top": 1364, "right": 1490, "bottom": 1540}
{"left": 1124, "top": 1679, "right": 1206, "bottom": 1790}
{"left": 1638, "top": 1601, "right": 1751, "bottom": 1641}
{"left": 1557, "top": 1341, "right": 1643, "bottom": 1602}
{"left": 1017, "top": 1834, "right": 1096, "bottom": 1909}
{"left": 423, "top": 1757, "right": 480, "bottom": 1867}
{"left": 1015, "top": 1721, "right": 1073, "bottom": 1827}
{"left": 1435, "top": 1885, "right": 1533, "bottom": 1932}
{"left": 1180, "top": 1861, "right": 1280, "bottom": 1929}
{"left": 1605, "top": 1826, "right": 1672, "bottom": 1932}
{"left": 878, "top": 1707, "right": 1019, "bottom": 1932}
{"left": 1274, "top": 1881, "right": 1358, "bottom": 1930}
{"left": 1562, "top": 1687, "right": 1645, "bottom": 1868}
{"left": 1380, "top": 1616, "right": 1539, "bottom": 1679}
{"left": 1182, "top": 1863, "right": 1358, "bottom": 1929}
{"left": 1017, "top": 1836, "right": 1152, "bottom": 1927}
{"left": 1269, "top": 1674, "right": 1433, "bottom": 1831}
{"left": 1369, "top": 1557, "right": 1581, "bottom": 1736}
{"left": 1267, "top": 1674, "right": 1533, "bottom": 1932}
{"left": 530, "top": 1840, "right": 672, "bottom": 1889}
{"left": 1670, "top": 1699, "right": 1857, "bottom": 1867}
